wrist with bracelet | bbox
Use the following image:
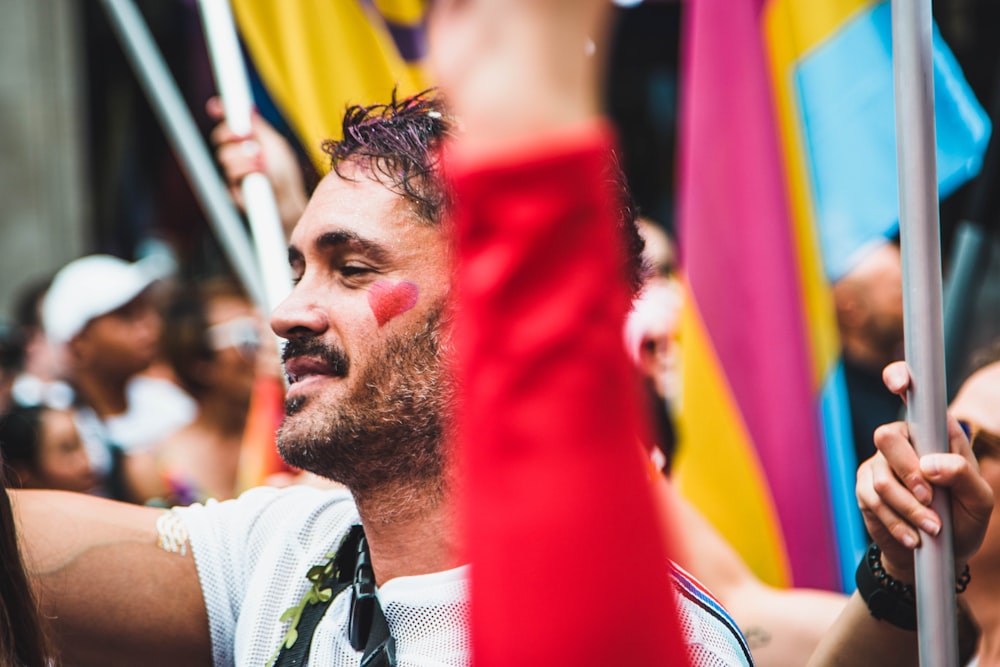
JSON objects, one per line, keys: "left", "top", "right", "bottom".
{"left": 855, "top": 542, "right": 971, "bottom": 631}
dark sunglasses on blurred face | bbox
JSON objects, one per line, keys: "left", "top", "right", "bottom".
{"left": 958, "top": 420, "right": 1000, "bottom": 460}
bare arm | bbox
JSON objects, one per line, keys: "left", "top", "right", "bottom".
{"left": 661, "top": 479, "right": 848, "bottom": 667}
{"left": 11, "top": 490, "right": 211, "bottom": 667}
{"left": 807, "top": 592, "right": 919, "bottom": 667}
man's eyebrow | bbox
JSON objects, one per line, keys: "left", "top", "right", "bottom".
{"left": 314, "top": 230, "right": 391, "bottom": 262}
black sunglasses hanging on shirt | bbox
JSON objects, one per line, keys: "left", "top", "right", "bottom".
{"left": 271, "top": 524, "right": 397, "bottom": 667}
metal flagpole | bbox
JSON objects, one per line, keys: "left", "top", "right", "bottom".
{"left": 196, "top": 0, "right": 292, "bottom": 316}
{"left": 891, "top": 1, "right": 958, "bottom": 664}
{"left": 99, "top": 0, "right": 268, "bottom": 313}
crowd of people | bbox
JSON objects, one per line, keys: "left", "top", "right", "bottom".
{"left": 0, "top": 256, "right": 270, "bottom": 506}
{"left": 0, "top": 1, "right": 997, "bottom": 666}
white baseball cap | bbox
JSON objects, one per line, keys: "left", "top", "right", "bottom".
{"left": 42, "top": 254, "right": 167, "bottom": 345}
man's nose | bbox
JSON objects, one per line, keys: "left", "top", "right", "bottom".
{"left": 270, "top": 284, "right": 330, "bottom": 339}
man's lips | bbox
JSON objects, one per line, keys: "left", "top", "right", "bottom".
{"left": 284, "top": 356, "right": 345, "bottom": 384}
{"left": 281, "top": 337, "right": 350, "bottom": 390}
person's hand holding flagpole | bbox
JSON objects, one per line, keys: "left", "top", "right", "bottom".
{"left": 197, "top": 0, "right": 291, "bottom": 317}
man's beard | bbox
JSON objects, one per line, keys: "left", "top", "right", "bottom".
{"left": 277, "top": 308, "right": 454, "bottom": 499}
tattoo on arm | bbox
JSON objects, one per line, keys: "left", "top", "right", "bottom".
{"left": 742, "top": 626, "right": 771, "bottom": 649}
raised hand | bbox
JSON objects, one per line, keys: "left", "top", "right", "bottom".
{"left": 428, "top": 0, "right": 611, "bottom": 157}
{"left": 206, "top": 96, "right": 307, "bottom": 237}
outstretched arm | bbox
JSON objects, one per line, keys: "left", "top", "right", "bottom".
{"left": 661, "top": 478, "right": 848, "bottom": 667}
{"left": 433, "top": 1, "right": 691, "bottom": 665}
{"left": 11, "top": 490, "right": 211, "bottom": 666}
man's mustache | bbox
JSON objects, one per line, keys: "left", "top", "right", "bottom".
{"left": 281, "top": 337, "right": 350, "bottom": 378}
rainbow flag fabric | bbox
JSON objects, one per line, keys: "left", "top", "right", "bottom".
{"left": 675, "top": 0, "right": 989, "bottom": 590}
{"left": 231, "top": 0, "right": 430, "bottom": 171}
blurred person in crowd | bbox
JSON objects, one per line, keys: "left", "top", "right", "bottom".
{"left": 0, "top": 403, "right": 95, "bottom": 493}
{"left": 948, "top": 352, "right": 1000, "bottom": 666}
{"left": 0, "top": 324, "right": 23, "bottom": 413}
{"left": 432, "top": 2, "right": 989, "bottom": 661}
{"left": 626, "top": 218, "right": 683, "bottom": 407}
{"left": 125, "top": 279, "right": 265, "bottom": 506}
{"left": 9, "top": 276, "right": 74, "bottom": 412}
{"left": 832, "top": 241, "right": 905, "bottom": 464}
{"left": 0, "top": 460, "right": 53, "bottom": 667}
{"left": 625, "top": 218, "right": 682, "bottom": 469}
{"left": 41, "top": 254, "right": 196, "bottom": 499}
{"left": 624, "top": 223, "right": 849, "bottom": 667}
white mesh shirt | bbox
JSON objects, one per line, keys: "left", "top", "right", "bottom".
{"left": 173, "top": 486, "right": 471, "bottom": 667}
{"left": 670, "top": 564, "right": 755, "bottom": 666}
{"left": 175, "top": 485, "right": 750, "bottom": 666}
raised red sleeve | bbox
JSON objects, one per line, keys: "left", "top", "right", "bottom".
{"left": 449, "top": 124, "right": 690, "bottom": 666}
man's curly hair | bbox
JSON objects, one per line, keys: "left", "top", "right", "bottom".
{"left": 323, "top": 89, "right": 648, "bottom": 295}
{"left": 323, "top": 89, "right": 451, "bottom": 226}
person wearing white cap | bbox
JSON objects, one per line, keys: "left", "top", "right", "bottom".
{"left": 41, "top": 254, "right": 195, "bottom": 499}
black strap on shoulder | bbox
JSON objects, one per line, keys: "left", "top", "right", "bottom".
{"left": 349, "top": 531, "right": 396, "bottom": 666}
{"left": 274, "top": 579, "right": 351, "bottom": 667}
{"left": 359, "top": 600, "right": 396, "bottom": 667}
{"left": 273, "top": 525, "right": 396, "bottom": 667}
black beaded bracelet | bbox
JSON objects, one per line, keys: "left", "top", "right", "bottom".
{"left": 855, "top": 543, "right": 971, "bottom": 631}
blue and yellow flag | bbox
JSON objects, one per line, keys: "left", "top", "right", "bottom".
{"left": 676, "top": 0, "right": 989, "bottom": 590}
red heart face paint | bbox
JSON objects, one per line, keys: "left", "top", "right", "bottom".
{"left": 368, "top": 280, "right": 419, "bottom": 327}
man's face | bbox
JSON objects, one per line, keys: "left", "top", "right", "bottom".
{"left": 271, "top": 165, "right": 454, "bottom": 496}
{"left": 75, "top": 293, "right": 162, "bottom": 379}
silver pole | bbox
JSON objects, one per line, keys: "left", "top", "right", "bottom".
{"left": 99, "top": 0, "right": 268, "bottom": 312}
{"left": 891, "top": 1, "right": 957, "bottom": 665}
{"left": 196, "top": 0, "right": 292, "bottom": 316}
